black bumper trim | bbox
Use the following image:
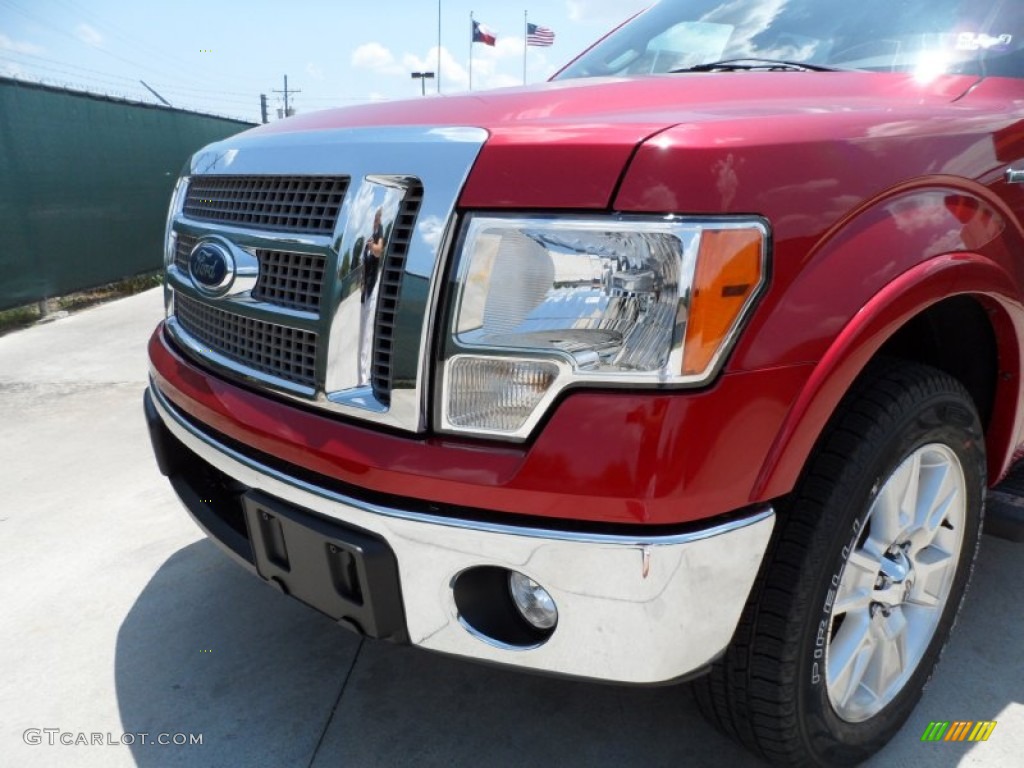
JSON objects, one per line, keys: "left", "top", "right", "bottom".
{"left": 144, "top": 388, "right": 408, "bottom": 642}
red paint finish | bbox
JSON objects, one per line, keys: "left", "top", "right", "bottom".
{"left": 613, "top": 72, "right": 1024, "bottom": 495}
{"left": 157, "top": 70, "right": 1024, "bottom": 526}
{"left": 751, "top": 255, "right": 1024, "bottom": 501}
{"left": 240, "top": 73, "right": 978, "bottom": 211}
{"left": 150, "top": 327, "right": 811, "bottom": 526}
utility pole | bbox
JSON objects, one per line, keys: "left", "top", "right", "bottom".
{"left": 260, "top": 94, "right": 269, "bottom": 124}
{"left": 272, "top": 75, "right": 300, "bottom": 117}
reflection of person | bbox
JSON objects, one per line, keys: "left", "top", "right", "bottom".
{"left": 360, "top": 209, "right": 385, "bottom": 303}
{"left": 358, "top": 208, "right": 386, "bottom": 385}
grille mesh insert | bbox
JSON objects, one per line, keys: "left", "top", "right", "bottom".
{"left": 252, "top": 250, "right": 327, "bottom": 313}
{"left": 174, "top": 233, "right": 199, "bottom": 273}
{"left": 183, "top": 175, "right": 348, "bottom": 234}
{"left": 175, "top": 294, "right": 318, "bottom": 388}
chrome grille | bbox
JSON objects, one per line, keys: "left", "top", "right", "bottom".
{"left": 183, "top": 175, "right": 348, "bottom": 234}
{"left": 175, "top": 294, "right": 318, "bottom": 387}
{"left": 174, "top": 233, "right": 199, "bottom": 273}
{"left": 251, "top": 249, "right": 327, "bottom": 314}
{"left": 371, "top": 182, "right": 424, "bottom": 403}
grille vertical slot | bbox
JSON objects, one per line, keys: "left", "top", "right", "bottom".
{"left": 371, "top": 182, "right": 424, "bottom": 404}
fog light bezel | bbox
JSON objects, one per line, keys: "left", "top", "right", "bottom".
{"left": 452, "top": 566, "right": 557, "bottom": 650}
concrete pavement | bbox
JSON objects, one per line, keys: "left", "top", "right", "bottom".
{"left": 1, "top": 288, "right": 1021, "bottom": 767}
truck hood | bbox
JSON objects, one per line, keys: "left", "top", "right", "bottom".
{"left": 248, "top": 72, "right": 980, "bottom": 209}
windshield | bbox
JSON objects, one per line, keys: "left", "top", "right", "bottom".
{"left": 557, "top": 0, "right": 1024, "bottom": 79}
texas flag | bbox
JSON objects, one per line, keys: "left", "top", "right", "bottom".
{"left": 472, "top": 19, "right": 496, "bottom": 46}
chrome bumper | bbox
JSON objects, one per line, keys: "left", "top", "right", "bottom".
{"left": 150, "top": 382, "right": 774, "bottom": 685}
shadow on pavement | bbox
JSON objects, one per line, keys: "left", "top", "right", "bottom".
{"left": 117, "top": 536, "right": 1021, "bottom": 767}
{"left": 115, "top": 540, "right": 359, "bottom": 767}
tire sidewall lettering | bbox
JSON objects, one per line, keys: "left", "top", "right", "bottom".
{"left": 811, "top": 515, "right": 866, "bottom": 687}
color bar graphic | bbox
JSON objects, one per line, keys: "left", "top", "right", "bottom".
{"left": 921, "top": 721, "right": 997, "bottom": 742}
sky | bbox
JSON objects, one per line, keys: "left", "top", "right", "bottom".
{"left": 0, "top": 0, "right": 650, "bottom": 124}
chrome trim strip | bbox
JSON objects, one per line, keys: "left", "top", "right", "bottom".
{"left": 150, "top": 381, "right": 775, "bottom": 683}
{"left": 166, "top": 275, "right": 320, "bottom": 329}
{"left": 151, "top": 380, "right": 769, "bottom": 544}
{"left": 457, "top": 615, "right": 547, "bottom": 652}
{"left": 174, "top": 218, "right": 335, "bottom": 251}
{"left": 324, "top": 175, "right": 410, "bottom": 394}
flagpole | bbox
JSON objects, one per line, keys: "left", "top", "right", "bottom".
{"left": 437, "top": 0, "right": 442, "bottom": 94}
{"left": 523, "top": 10, "right": 528, "bottom": 85}
{"left": 469, "top": 11, "right": 473, "bottom": 91}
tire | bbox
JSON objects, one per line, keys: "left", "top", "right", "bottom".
{"left": 693, "top": 360, "right": 986, "bottom": 766}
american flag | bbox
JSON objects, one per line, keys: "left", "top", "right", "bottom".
{"left": 526, "top": 22, "right": 555, "bottom": 47}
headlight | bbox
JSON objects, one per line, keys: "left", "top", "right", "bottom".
{"left": 440, "top": 214, "right": 768, "bottom": 439}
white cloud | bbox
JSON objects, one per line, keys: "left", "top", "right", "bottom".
{"left": 492, "top": 35, "right": 526, "bottom": 60}
{"left": 75, "top": 23, "right": 103, "bottom": 47}
{"left": 369, "top": 39, "right": 535, "bottom": 98}
{"left": 403, "top": 46, "right": 468, "bottom": 91}
{"left": 0, "top": 33, "right": 43, "bottom": 55}
{"left": 417, "top": 215, "right": 444, "bottom": 249}
{"left": 567, "top": 0, "right": 648, "bottom": 24}
{"left": 352, "top": 42, "right": 402, "bottom": 74}
{"left": 305, "top": 61, "right": 324, "bottom": 81}
{"left": 485, "top": 73, "right": 523, "bottom": 89}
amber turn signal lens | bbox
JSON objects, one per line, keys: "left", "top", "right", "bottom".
{"left": 682, "top": 228, "right": 764, "bottom": 376}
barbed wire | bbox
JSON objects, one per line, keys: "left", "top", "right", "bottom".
{"left": 0, "top": 49, "right": 388, "bottom": 120}
{"left": 0, "top": 70, "right": 255, "bottom": 123}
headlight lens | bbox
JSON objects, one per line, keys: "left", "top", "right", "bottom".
{"left": 441, "top": 214, "right": 768, "bottom": 438}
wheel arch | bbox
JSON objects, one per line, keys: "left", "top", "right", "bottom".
{"left": 751, "top": 255, "right": 1024, "bottom": 502}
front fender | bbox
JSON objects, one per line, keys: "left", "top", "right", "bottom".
{"left": 750, "top": 253, "right": 1024, "bottom": 501}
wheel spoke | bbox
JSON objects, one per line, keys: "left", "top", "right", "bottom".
{"left": 867, "top": 607, "right": 908, "bottom": 696}
{"left": 906, "top": 545, "right": 956, "bottom": 608}
{"left": 832, "top": 550, "right": 877, "bottom": 615}
{"left": 908, "top": 458, "right": 960, "bottom": 551}
{"left": 828, "top": 613, "right": 875, "bottom": 709}
{"left": 868, "top": 453, "right": 918, "bottom": 551}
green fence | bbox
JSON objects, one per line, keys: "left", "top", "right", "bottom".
{"left": 0, "top": 78, "right": 253, "bottom": 310}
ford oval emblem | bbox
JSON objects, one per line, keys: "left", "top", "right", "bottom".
{"left": 189, "top": 241, "right": 234, "bottom": 296}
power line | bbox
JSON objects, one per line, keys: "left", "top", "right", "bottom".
{"left": 0, "top": 56, "right": 260, "bottom": 109}
{"left": 1, "top": 54, "right": 376, "bottom": 119}
{"left": 0, "top": 66, "right": 258, "bottom": 121}
{"left": 0, "top": 48, "right": 261, "bottom": 98}
{"left": 49, "top": 0, "right": 216, "bottom": 84}
{"left": 1, "top": 71, "right": 252, "bottom": 121}
{"left": 0, "top": 0, "right": 239, "bottom": 90}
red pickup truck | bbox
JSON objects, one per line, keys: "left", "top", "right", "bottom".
{"left": 145, "top": 1, "right": 1024, "bottom": 763}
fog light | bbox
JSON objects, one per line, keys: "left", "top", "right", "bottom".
{"left": 508, "top": 571, "right": 558, "bottom": 630}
